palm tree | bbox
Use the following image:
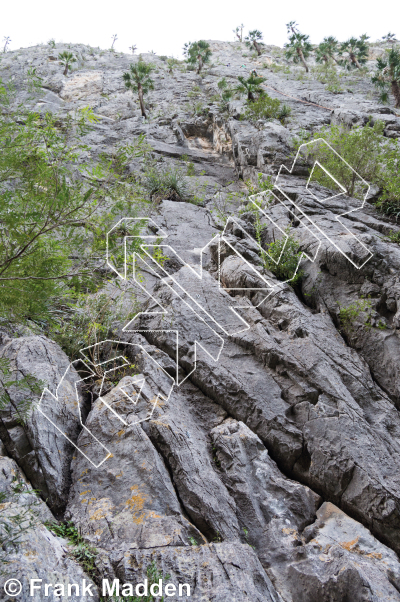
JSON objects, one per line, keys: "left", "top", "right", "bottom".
{"left": 233, "top": 24, "right": 244, "bottom": 42}
{"left": 236, "top": 74, "right": 265, "bottom": 102}
{"left": 372, "top": 47, "right": 400, "bottom": 107}
{"left": 316, "top": 36, "right": 339, "bottom": 64}
{"left": 183, "top": 40, "right": 212, "bottom": 74}
{"left": 122, "top": 57, "right": 154, "bottom": 118}
{"left": 284, "top": 22, "right": 313, "bottom": 72}
{"left": 339, "top": 35, "right": 369, "bottom": 70}
{"left": 58, "top": 51, "right": 77, "bottom": 76}
{"left": 245, "top": 30, "right": 264, "bottom": 56}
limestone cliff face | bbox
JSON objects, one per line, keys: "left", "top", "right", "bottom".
{"left": 1, "top": 39, "right": 400, "bottom": 601}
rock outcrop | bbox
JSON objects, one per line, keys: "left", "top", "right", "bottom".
{"left": 1, "top": 37, "right": 400, "bottom": 601}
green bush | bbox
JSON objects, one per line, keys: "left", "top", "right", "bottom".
{"left": 338, "top": 299, "right": 372, "bottom": 335}
{"left": 242, "top": 93, "right": 291, "bottom": 123}
{"left": 0, "top": 73, "right": 148, "bottom": 325}
{"left": 312, "top": 64, "right": 343, "bottom": 93}
{"left": 261, "top": 227, "right": 304, "bottom": 284}
{"left": 294, "top": 121, "right": 400, "bottom": 218}
{"left": 215, "top": 77, "right": 235, "bottom": 111}
{"left": 50, "top": 290, "right": 140, "bottom": 363}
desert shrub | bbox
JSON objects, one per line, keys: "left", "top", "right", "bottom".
{"left": 242, "top": 94, "right": 291, "bottom": 124}
{"left": 261, "top": 227, "right": 304, "bottom": 284}
{"left": 50, "top": 290, "right": 139, "bottom": 362}
{"left": 270, "top": 64, "right": 291, "bottom": 74}
{"left": 186, "top": 162, "right": 195, "bottom": 176}
{"left": 338, "top": 298, "right": 372, "bottom": 336}
{"left": 142, "top": 165, "right": 188, "bottom": 202}
{"left": 312, "top": 64, "right": 344, "bottom": 93}
{"left": 294, "top": 121, "right": 400, "bottom": 218}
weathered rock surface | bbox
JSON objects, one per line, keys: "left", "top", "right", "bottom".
{"left": 0, "top": 334, "right": 87, "bottom": 514}
{"left": 98, "top": 542, "right": 281, "bottom": 601}
{"left": 211, "top": 419, "right": 400, "bottom": 601}
{"left": 0, "top": 456, "right": 99, "bottom": 601}
{"left": 65, "top": 370, "right": 207, "bottom": 553}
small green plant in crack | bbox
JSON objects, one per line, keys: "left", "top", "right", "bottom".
{"left": 260, "top": 226, "right": 304, "bottom": 285}
{"left": 212, "top": 445, "right": 221, "bottom": 467}
{"left": 212, "top": 531, "right": 222, "bottom": 543}
{"left": 337, "top": 299, "right": 372, "bottom": 335}
{"left": 151, "top": 237, "right": 168, "bottom": 268}
{"left": 187, "top": 84, "right": 201, "bottom": 98}
{"left": 242, "top": 526, "right": 255, "bottom": 549}
{"left": 45, "top": 520, "right": 98, "bottom": 578}
{"left": 50, "top": 291, "right": 140, "bottom": 364}
{"left": 186, "top": 162, "right": 195, "bottom": 176}
{"left": 246, "top": 173, "right": 274, "bottom": 196}
{"left": 386, "top": 230, "right": 400, "bottom": 244}
{"left": 377, "top": 319, "right": 388, "bottom": 330}
{"left": 189, "top": 536, "right": 198, "bottom": 546}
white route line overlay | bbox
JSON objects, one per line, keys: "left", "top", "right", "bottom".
{"left": 35, "top": 143, "right": 373, "bottom": 467}
{"left": 36, "top": 342, "right": 174, "bottom": 468}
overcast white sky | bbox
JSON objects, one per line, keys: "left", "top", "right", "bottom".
{"left": 1, "top": 0, "right": 395, "bottom": 57}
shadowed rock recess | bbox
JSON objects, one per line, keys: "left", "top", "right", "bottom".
{"left": 1, "top": 38, "right": 400, "bottom": 601}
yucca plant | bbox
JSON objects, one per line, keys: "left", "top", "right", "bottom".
{"left": 338, "top": 35, "right": 369, "bottom": 70}
{"left": 372, "top": 46, "right": 400, "bottom": 107}
{"left": 123, "top": 57, "right": 154, "bottom": 118}
{"left": 233, "top": 24, "right": 244, "bottom": 42}
{"left": 2, "top": 36, "right": 11, "bottom": 53}
{"left": 316, "top": 36, "right": 339, "bottom": 64}
{"left": 236, "top": 74, "right": 266, "bottom": 102}
{"left": 284, "top": 22, "right": 313, "bottom": 72}
{"left": 245, "top": 30, "right": 264, "bottom": 56}
{"left": 183, "top": 40, "right": 212, "bottom": 74}
{"left": 110, "top": 34, "right": 118, "bottom": 50}
{"left": 58, "top": 51, "right": 77, "bottom": 76}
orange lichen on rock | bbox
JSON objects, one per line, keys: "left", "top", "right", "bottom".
{"left": 89, "top": 498, "right": 114, "bottom": 521}
{"left": 126, "top": 485, "right": 147, "bottom": 524}
{"left": 340, "top": 536, "right": 359, "bottom": 551}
